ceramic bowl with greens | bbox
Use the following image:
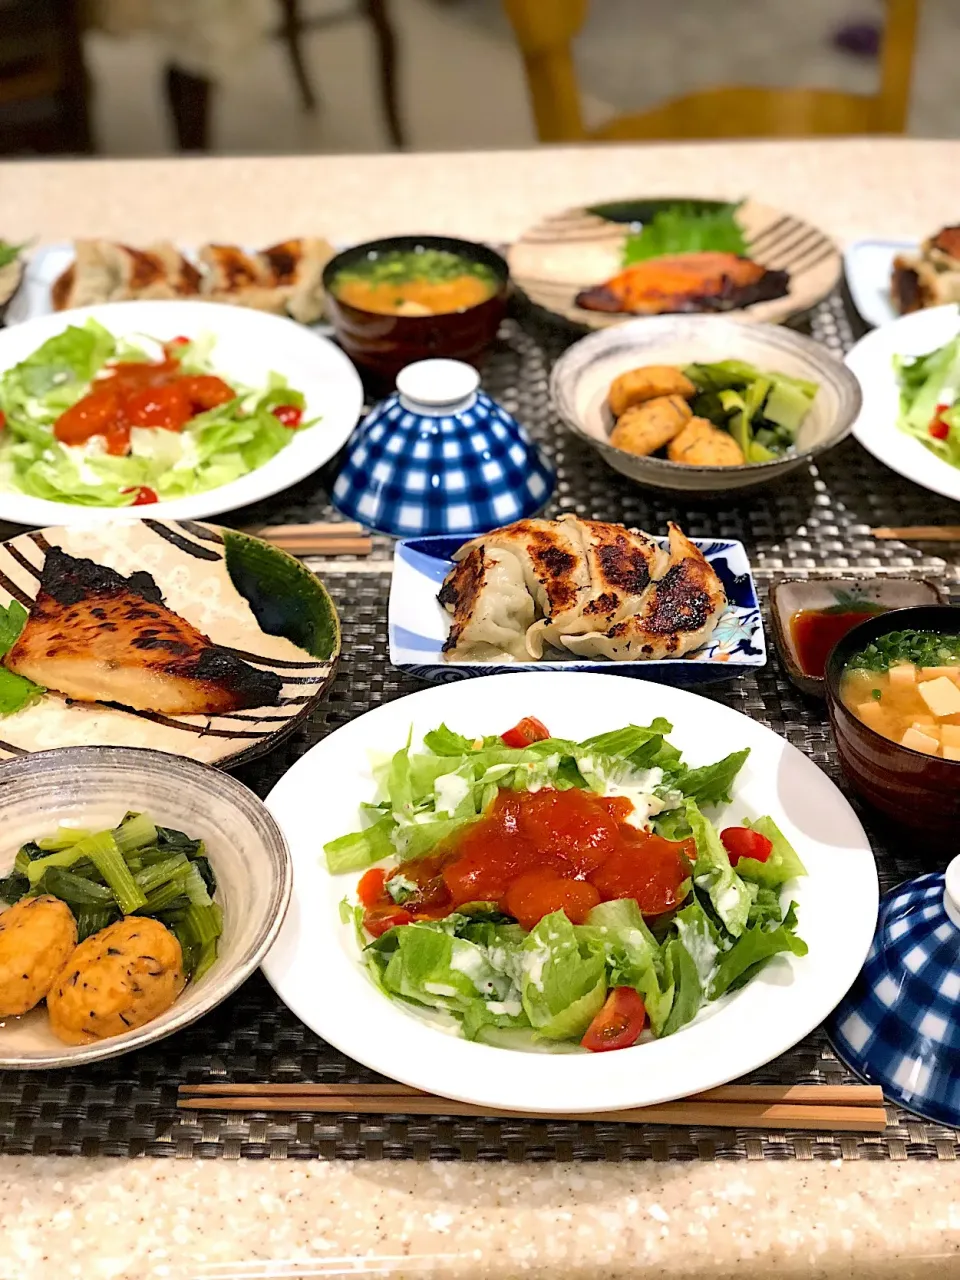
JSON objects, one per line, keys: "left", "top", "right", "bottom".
{"left": 0, "top": 518, "right": 340, "bottom": 768}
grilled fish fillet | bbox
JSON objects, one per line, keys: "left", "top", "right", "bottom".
{"left": 561, "top": 524, "right": 725, "bottom": 660}
{"left": 575, "top": 252, "right": 790, "bottom": 315}
{"left": 4, "top": 549, "right": 283, "bottom": 716}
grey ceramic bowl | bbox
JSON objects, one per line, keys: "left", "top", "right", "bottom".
{"left": 0, "top": 746, "right": 291, "bottom": 1069}
{"left": 549, "top": 315, "right": 862, "bottom": 494}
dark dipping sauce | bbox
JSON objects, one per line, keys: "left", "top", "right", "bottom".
{"left": 790, "top": 607, "right": 888, "bottom": 678}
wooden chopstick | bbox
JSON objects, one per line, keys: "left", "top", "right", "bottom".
{"left": 176, "top": 1082, "right": 887, "bottom": 1133}
{"left": 246, "top": 520, "right": 373, "bottom": 557}
{"left": 872, "top": 525, "right": 960, "bottom": 541}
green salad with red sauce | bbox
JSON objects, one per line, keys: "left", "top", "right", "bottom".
{"left": 327, "top": 716, "right": 807, "bottom": 1053}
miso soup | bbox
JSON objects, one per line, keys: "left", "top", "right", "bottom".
{"left": 331, "top": 248, "right": 499, "bottom": 317}
{"left": 840, "top": 629, "right": 960, "bottom": 757}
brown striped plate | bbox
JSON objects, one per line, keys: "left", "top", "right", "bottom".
{"left": 508, "top": 197, "right": 841, "bottom": 329}
{"left": 0, "top": 518, "right": 340, "bottom": 768}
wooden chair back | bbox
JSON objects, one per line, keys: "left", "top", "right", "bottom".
{"left": 0, "top": 0, "right": 91, "bottom": 153}
{"left": 502, "top": 0, "right": 919, "bottom": 142}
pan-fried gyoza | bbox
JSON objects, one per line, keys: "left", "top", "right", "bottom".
{"left": 439, "top": 517, "right": 726, "bottom": 663}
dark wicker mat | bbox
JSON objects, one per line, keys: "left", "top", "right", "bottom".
{"left": 2, "top": 292, "right": 958, "bottom": 1161}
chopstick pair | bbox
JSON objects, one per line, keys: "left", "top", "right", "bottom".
{"left": 247, "top": 520, "right": 373, "bottom": 557}
{"left": 872, "top": 525, "right": 960, "bottom": 542}
{"left": 178, "top": 1081, "right": 887, "bottom": 1134}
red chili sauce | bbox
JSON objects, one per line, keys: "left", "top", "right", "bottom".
{"left": 789, "top": 606, "right": 886, "bottom": 679}
{"left": 357, "top": 787, "right": 695, "bottom": 938}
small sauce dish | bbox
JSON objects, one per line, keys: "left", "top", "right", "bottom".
{"left": 769, "top": 576, "right": 944, "bottom": 696}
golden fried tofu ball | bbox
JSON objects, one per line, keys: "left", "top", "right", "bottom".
{"left": 609, "top": 394, "right": 692, "bottom": 456}
{"left": 609, "top": 365, "right": 695, "bottom": 417}
{"left": 668, "top": 417, "right": 745, "bottom": 467}
{"left": 47, "top": 916, "right": 185, "bottom": 1045}
{"left": 0, "top": 895, "right": 78, "bottom": 1017}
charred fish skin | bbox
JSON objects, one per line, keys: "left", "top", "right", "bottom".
{"left": 4, "top": 548, "right": 283, "bottom": 715}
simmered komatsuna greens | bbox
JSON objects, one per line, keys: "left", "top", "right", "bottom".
{"left": 0, "top": 812, "right": 222, "bottom": 981}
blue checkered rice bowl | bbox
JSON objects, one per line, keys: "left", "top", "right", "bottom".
{"left": 827, "top": 863, "right": 960, "bottom": 1126}
{"left": 332, "top": 387, "right": 554, "bottom": 537}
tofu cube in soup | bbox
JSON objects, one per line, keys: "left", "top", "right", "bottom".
{"left": 941, "top": 724, "right": 960, "bottom": 747}
{"left": 945, "top": 745, "right": 960, "bottom": 761}
{"left": 888, "top": 663, "right": 917, "bottom": 688}
{"left": 901, "top": 726, "right": 940, "bottom": 755}
{"left": 918, "top": 676, "right": 960, "bottom": 718}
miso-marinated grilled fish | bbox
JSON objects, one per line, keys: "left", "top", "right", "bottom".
{"left": 575, "top": 252, "right": 790, "bottom": 316}
{"left": 4, "top": 549, "right": 282, "bottom": 715}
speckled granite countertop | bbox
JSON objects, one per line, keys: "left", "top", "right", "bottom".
{"left": 1, "top": 139, "right": 958, "bottom": 1279}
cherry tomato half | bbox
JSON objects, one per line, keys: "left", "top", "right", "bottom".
{"left": 121, "top": 486, "right": 159, "bottom": 506}
{"left": 581, "top": 987, "right": 647, "bottom": 1053}
{"left": 0, "top": 410, "right": 6, "bottom": 429}
{"left": 272, "top": 404, "right": 303, "bottom": 428}
{"left": 501, "top": 716, "right": 550, "bottom": 748}
{"left": 720, "top": 826, "right": 773, "bottom": 865}
{"left": 357, "top": 867, "right": 388, "bottom": 908}
{"left": 930, "top": 403, "right": 952, "bottom": 440}
{"left": 363, "top": 908, "right": 413, "bottom": 938}
{"left": 168, "top": 335, "right": 191, "bottom": 348}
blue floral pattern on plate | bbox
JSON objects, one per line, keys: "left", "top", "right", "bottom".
{"left": 389, "top": 535, "right": 766, "bottom": 684}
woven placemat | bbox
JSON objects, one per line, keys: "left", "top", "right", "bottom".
{"left": 2, "top": 293, "right": 959, "bottom": 1162}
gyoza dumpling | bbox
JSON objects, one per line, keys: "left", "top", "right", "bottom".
{"left": 260, "top": 238, "right": 335, "bottom": 324}
{"left": 439, "top": 544, "right": 535, "bottom": 662}
{"left": 561, "top": 524, "right": 726, "bottom": 661}
{"left": 455, "top": 519, "right": 589, "bottom": 659}
{"left": 535, "top": 515, "right": 667, "bottom": 646}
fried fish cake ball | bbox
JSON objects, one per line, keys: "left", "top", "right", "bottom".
{"left": 609, "top": 394, "right": 692, "bottom": 456}
{"left": 47, "top": 916, "right": 185, "bottom": 1045}
{"left": 0, "top": 895, "right": 78, "bottom": 1018}
{"left": 668, "top": 416, "right": 745, "bottom": 467}
{"left": 608, "top": 365, "right": 695, "bottom": 417}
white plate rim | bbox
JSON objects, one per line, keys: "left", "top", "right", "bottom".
{"left": 0, "top": 299, "right": 363, "bottom": 526}
{"left": 261, "top": 672, "right": 879, "bottom": 1114}
{"left": 846, "top": 303, "right": 960, "bottom": 503}
{"left": 842, "top": 238, "right": 916, "bottom": 330}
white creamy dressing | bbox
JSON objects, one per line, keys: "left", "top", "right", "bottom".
{"left": 423, "top": 982, "right": 459, "bottom": 998}
{"left": 433, "top": 771, "right": 471, "bottom": 817}
{"left": 486, "top": 998, "right": 522, "bottom": 1018}
{"left": 715, "top": 885, "right": 743, "bottom": 919}
{"left": 675, "top": 916, "right": 721, "bottom": 989}
{"left": 521, "top": 942, "right": 550, "bottom": 993}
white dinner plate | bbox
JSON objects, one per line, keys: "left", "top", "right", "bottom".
{"left": 262, "top": 672, "right": 878, "bottom": 1114}
{"left": 845, "top": 304, "right": 960, "bottom": 503}
{"left": 843, "top": 238, "right": 916, "bottom": 329}
{"left": 0, "top": 300, "right": 363, "bottom": 527}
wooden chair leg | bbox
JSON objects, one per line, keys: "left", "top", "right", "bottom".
{"left": 361, "top": 0, "right": 404, "bottom": 148}
{"left": 164, "top": 64, "right": 213, "bottom": 152}
{"left": 277, "top": 0, "right": 319, "bottom": 112}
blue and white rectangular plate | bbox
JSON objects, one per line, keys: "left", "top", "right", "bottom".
{"left": 389, "top": 534, "right": 766, "bottom": 685}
